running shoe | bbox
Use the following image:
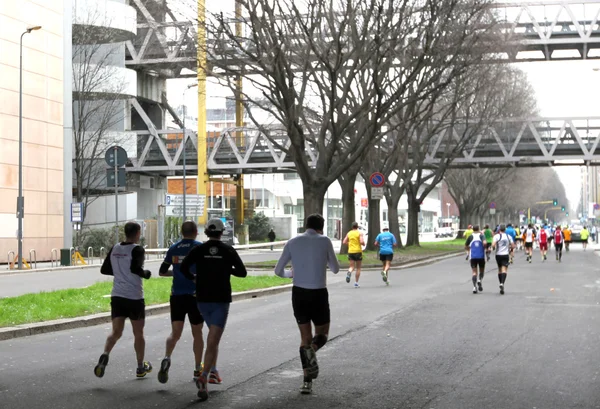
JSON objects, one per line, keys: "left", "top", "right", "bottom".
{"left": 94, "top": 353, "right": 109, "bottom": 378}
{"left": 499, "top": 284, "right": 505, "bottom": 295}
{"left": 473, "top": 286, "right": 477, "bottom": 294}
{"left": 303, "top": 346, "right": 319, "bottom": 379}
{"left": 157, "top": 358, "right": 171, "bottom": 384}
{"left": 300, "top": 381, "right": 312, "bottom": 394}
{"left": 196, "top": 374, "right": 209, "bottom": 401}
{"left": 477, "top": 281, "right": 483, "bottom": 292}
{"left": 345, "top": 271, "right": 351, "bottom": 283}
{"left": 136, "top": 361, "right": 153, "bottom": 378}
{"left": 381, "top": 271, "right": 388, "bottom": 283}
{"left": 354, "top": 282, "right": 360, "bottom": 288}
{"left": 209, "top": 371, "right": 222, "bottom": 385}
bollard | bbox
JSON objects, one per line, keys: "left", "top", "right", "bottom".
{"left": 87, "top": 247, "right": 94, "bottom": 265}
{"left": 69, "top": 247, "right": 75, "bottom": 267}
{"left": 7, "top": 251, "right": 15, "bottom": 270}
{"left": 100, "top": 247, "right": 106, "bottom": 261}
{"left": 51, "top": 248, "right": 58, "bottom": 268}
{"left": 29, "top": 249, "right": 37, "bottom": 270}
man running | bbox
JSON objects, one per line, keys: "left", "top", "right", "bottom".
{"left": 483, "top": 224, "right": 494, "bottom": 261}
{"left": 581, "top": 226, "right": 590, "bottom": 251}
{"left": 181, "top": 218, "right": 248, "bottom": 401}
{"left": 563, "top": 226, "right": 572, "bottom": 251}
{"left": 95, "top": 222, "right": 152, "bottom": 379}
{"left": 275, "top": 214, "right": 340, "bottom": 395}
{"left": 515, "top": 225, "right": 522, "bottom": 251}
{"left": 465, "top": 225, "right": 486, "bottom": 294}
{"left": 158, "top": 221, "right": 216, "bottom": 385}
{"left": 522, "top": 223, "right": 536, "bottom": 263}
{"left": 554, "top": 226, "right": 564, "bottom": 262}
{"left": 545, "top": 224, "right": 554, "bottom": 251}
{"left": 463, "top": 224, "right": 474, "bottom": 260}
{"left": 343, "top": 222, "right": 364, "bottom": 288}
{"left": 374, "top": 227, "right": 397, "bottom": 286}
{"left": 505, "top": 224, "right": 517, "bottom": 264}
{"left": 538, "top": 225, "right": 549, "bottom": 261}
{"left": 492, "top": 224, "right": 515, "bottom": 295}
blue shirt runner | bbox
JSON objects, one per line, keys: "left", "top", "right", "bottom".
{"left": 163, "top": 239, "right": 202, "bottom": 295}
{"left": 375, "top": 231, "right": 397, "bottom": 255}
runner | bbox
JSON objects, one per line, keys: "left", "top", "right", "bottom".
{"left": 515, "top": 225, "right": 522, "bottom": 251}
{"left": 95, "top": 222, "right": 153, "bottom": 379}
{"left": 374, "top": 227, "right": 397, "bottom": 286}
{"left": 274, "top": 214, "right": 340, "bottom": 395}
{"left": 546, "top": 224, "right": 554, "bottom": 251}
{"left": 181, "top": 218, "right": 248, "bottom": 401}
{"left": 464, "top": 225, "right": 474, "bottom": 260}
{"left": 492, "top": 224, "right": 515, "bottom": 295}
{"left": 465, "top": 225, "right": 486, "bottom": 294}
{"left": 483, "top": 224, "right": 494, "bottom": 261}
{"left": 554, "top": 226, "right": 564, "bottom": 262}
{"left": 538, "top": 225, "right": 549, "bottom": 261}
{"left": 563, "top": 225, "right": 572, "bottom": 252}
{"left": 505, "top": 224, "right": 517, "bottom": 264}
{"left": 343, "top": 222, "right": 365, "bottom": 288}
{"left": 522, "top": 223, "right": 536, "bottom": 263}
{"left": 580, "top": 226, "right": 590, "bottom": 251}
{"left": 157, "top": 221, "right": 216, "bottom": 385}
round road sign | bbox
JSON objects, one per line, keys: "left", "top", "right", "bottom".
{"left": 105, "top": 146, "right": 128, "bottom": 167}
{"left": 490, "top": 202, "right": 496, "bottom": 209}
{"left": 369, "top": 172, "right": 385, "bottom": 187}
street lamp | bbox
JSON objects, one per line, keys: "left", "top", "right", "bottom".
{"left": 446, "top": 202, "right": 451, "bottom": 218}
{"left": 182, "top": 83, "right": 198, "bottom": 221}
{"left": 18, "top": 25, "right": 42, "bottom": 270}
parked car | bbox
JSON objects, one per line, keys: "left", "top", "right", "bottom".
{"left": 570, "top": 225, "right": 583, "bottom": 242}
{"left": 435, "top": 226, "right": 454, "bottom": 238}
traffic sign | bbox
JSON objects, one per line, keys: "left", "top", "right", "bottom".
{"left": 105, "top": 146, "right": 128, "bottom": 167}
{"left": 490, "top": 202, "right": 496, "bottom": 209}
{"left": 165, "top": 194, "right": 206, "bottom": 217}
{"left": 370, "top": 187, "right": 384, "bottom": 200}
{"left": 106, "top": 168, "right": 126, "bottom": 188}
{"left": 71, "top": 202, "right": 84, "bottom": 223}
{"left": 369, "top": 172, "right": 385, "bottom": 187}
{"left": 490, "top": 209, "right": 496, "bottom": 215}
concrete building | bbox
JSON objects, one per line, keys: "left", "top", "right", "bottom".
{"left": 0, "top": 1, "right": 65, "bottom": 261}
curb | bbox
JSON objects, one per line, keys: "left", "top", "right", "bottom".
{"left": 0, "top": 259, "right": 164, "bottom": 276}
{"left": 0, "top": 252, "right": 461, "bottom": 342}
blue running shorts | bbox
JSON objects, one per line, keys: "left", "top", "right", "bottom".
{"left": 197, "top": 302, "right": 230, "bottom": 329}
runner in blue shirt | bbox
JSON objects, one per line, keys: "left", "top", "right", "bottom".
{"left": 505, "top": 224, "right": 517, "bottom": 264}
{"left": 374, "top": 227, "right": 397, "bottom": 286}
{"left": 157, "top": 221, "right": 221, "bottom": 385}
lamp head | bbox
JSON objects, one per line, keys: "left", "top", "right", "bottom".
{"left": 26, "top": 26, "right": 42, "bottom": 33}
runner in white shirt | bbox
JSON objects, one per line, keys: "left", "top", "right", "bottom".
{"left": 274, "top": 214, "right": 340, "bottom": 395}
{"left": 492, "top": 224, "right": 515, "bottom": 295}
{"left": 523, "top": 223, "right": 536, "bottom": 263}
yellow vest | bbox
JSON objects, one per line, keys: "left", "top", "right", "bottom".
{"left": 347, "top": 230, "right": 362, "bottom": 253}
{"left": 581, "top": 229, "right": 589, "bottom": 240}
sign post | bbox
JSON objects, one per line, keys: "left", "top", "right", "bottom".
{"left": 105, "top": 146, "right": 127, "bottom": 245}
{"left": 489, "top": 201, "right": 496, "bottom": 215}
{"left": 369, "top": 172, "right": 385, "bottom": 200}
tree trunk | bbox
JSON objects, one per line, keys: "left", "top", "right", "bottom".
{"left": 302, "top": 182, "right": 328, "bottom": 230}
{"left": 364, "top": 182, "right": 380, "bottom": 251}
{"left": 457, "top": 206, "right": 472, "bottom": 239}
{"left": 385, "top": 193, "right": 403, "bottom": 249}
{"left": 406, "top": 185, "right": 420, "bottom": 246}
{"left": 338, "top": 171, "right": 358, "bottom": 254}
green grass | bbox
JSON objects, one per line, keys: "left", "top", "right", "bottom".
{"left": 0, "top": 275, "right": 291, "bottom": 328}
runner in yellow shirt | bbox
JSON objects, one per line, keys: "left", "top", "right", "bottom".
{"left": 343, "top": 222, "right": 365, "bottom": 288}
{"left": 580, "top": 226, "right": 590, "bottom": 251}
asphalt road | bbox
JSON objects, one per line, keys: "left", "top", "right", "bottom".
{"left": 0, "top": 250, "right": 284, "bottom": 298}
{"left": 1, "top": 247, "right": 599, "bottom": 408}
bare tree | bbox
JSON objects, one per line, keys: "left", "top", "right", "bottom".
{"left": 72, "top": 8, "right": 129, "bottom": 241}
{"left": 204, "top": 0, "right": 501, "bottom": 224}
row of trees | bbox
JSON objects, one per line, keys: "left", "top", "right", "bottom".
{"left": 202, "top": 0, "right": 537, "bottom": 249}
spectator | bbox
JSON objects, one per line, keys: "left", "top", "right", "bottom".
{"left": 268, "top": 228, "right": 276, "bottom": 251}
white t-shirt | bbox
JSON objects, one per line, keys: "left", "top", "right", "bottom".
{"left": 493, "top": 233, "right": 514, "bottom": 256}
{"left": 524, "top": 228, "right": 535, "bottom": 243}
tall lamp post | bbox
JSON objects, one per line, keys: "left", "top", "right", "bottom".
{"left": 18, "top": 25, "right": 42, "bottom": 270}
{"left": 182, "top": 83, "right": 198, "bottom": 221}
{"left": 446, "top": 202, "right": 451, "bottom": 219}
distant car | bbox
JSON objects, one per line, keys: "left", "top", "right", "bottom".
{"left": 435, "top": 227, "right": 454, "bottom": 238}
{"left": 570, "top": 225, "right": 583, "bottom": 242}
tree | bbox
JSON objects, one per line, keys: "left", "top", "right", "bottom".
{"left": 72, "top": 7, "right": 130, "bottom": 244}
{"left": 204, "top": 0, "right": 501, "bottom": 226}
{"left": 248, "top": 212, "right": 271, "bottom": 241}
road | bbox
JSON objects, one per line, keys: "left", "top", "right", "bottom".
{"left": 1, "top": 247, "right": 599, "bottom": 408}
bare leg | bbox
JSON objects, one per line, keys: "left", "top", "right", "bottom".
{"left": 131, "top": 319, "right": 146, "bottom": 366}
{"left": 355, "top": 260, "right": 362, "bottom": 283}
{"left": 190, "top": 323, "right": 205, "bottom": 369}
{"left": 103, "top": 317, "right": 125, "bottom": 354}
{"left": 165, "top": 321, "right": 185, "bottom": 358}
{"left": 202, "top": 326, "right": 224, "bottom": 377}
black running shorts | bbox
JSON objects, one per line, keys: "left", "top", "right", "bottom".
{"left": 291, "top": 286, "right": 330, "bottom": 326}
{"left": 170, "top": 294, "right": 204, "bottom": 325}
{"left": 582, "top": 239, "right": 588, "bottom": 244}
{"left": 555, "top": 243, "right": 563, "bottom": 252}
{"left": 111, "top": 296, "right": 145, "bottom": 321}
{"left": 379, "top": 253, "right": 393, "bottom": 262}
{"left": 348, "top": 253, "right": 363, "bottom": 261}
{"left": 470, "top": 258, "right": 485, "bottom": 269}
{"left": 496, "top": 255, "right": 510, "bottom": 268}
{"left": 525, "top": 242, "right": 533, "bottom": 249}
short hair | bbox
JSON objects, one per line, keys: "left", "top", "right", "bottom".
{"left": 528, "top": 223, "right": 533, "bottom": 228}
{"left": 473, "top": 225, "right": 480, "bottom": 231}
{"left": 306, "top": 214, "right": 325, "bottom": 231}
{"left": 499, "top": 224, "right": 506, "bottom": 232}
{"left": 484, "top": 224, "right": 489, "bottom": 229}
{"left": 383, "top": 227, "right": 389, "bottom": 231}
{"left": 181, "top": 221, "right": 197, "bottom": 237}
{"left": 351, "top": 222, "right": 359, "bottom": 229}
{"left": 124, "top": 222, "right": 141, "bottom": 239}
{"left": 507, "top": 223, "right": 513, "bottom": 227}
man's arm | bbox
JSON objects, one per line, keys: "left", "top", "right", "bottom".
{"left": 393, "top": 235, "right": 398, "bottom": 247}
{"left": 464, "top": 236, "right": 473, "bottom": 251}
{"left": 130, "top": 246, "right": 151, "bottom": 279}
{"left": 327, "top": 239, "right": 340, "bottom": 274}
{"left": 342, "top": 233, "right": 349, "bottom": 245}
{"left": 100, "top": 246, "right": 114, "bottom": 276}
{"left": 229, "top": 247, "right": 248, "bottom": 278}
{"left": 374, "top": 234, "right": 380, "bottom": 247}
{"left": 359, "top": 233, "right": 365, "bottom": 246}
{"left": 159, "top": 249, "right": 173, "bottom": 277}
{"left": 180, "top": 247, "right": 198, "bottom": 280}
{"left": 274, "top": 243, "right": 292, "bottom": 278}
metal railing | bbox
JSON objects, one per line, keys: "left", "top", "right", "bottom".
{"left": 28, "top": 249, "right": 37, "bottom": 269}
{"left": 51, "top": 248, "right": 58, "bottom": 268}
{"left": 7, "top": 251, "right": 14, "bottom": 270}
{"left": 87, "top": 247, "right": 94, "bottom": 264}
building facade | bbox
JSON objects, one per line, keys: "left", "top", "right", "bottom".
{"left": 0, "top": 0, "right": 65, "bottom": 261}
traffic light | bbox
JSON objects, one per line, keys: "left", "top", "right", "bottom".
{"left": 566, "top": 212, "right": 569, "bottom": 217}
{"left": 561, "top": 206, "right": 565, "bottom": 212}
{"left": 553, "top": 198, "right": 558, "bottom": 206}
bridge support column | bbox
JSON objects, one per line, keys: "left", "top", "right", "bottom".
{"left": 197, "top": 0, "right": 208, "bottom": 233}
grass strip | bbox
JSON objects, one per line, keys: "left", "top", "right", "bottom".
{"left": 0, "top": 275, "right": 291, "bottom": 328}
